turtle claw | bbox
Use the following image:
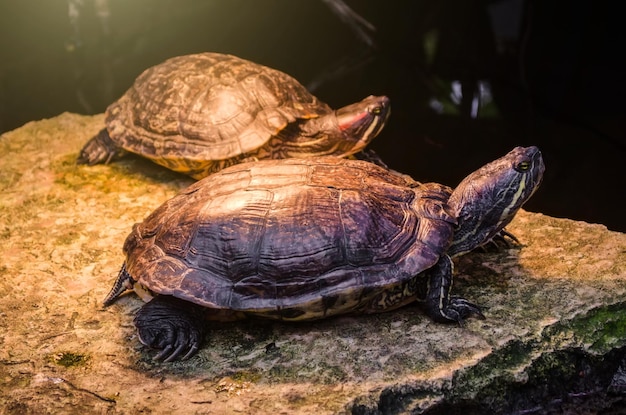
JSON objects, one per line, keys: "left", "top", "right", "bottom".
{"left": 153, "top": 344, "right": 175, "bottom": 362}
{"left": 480, "top": 229, "right": 521, "bottom": 253}
{"left": 155, "top": 337, "right": 200, "bottom": 363}
{"left": 181, "top": 343, "right": 200, "bottom": 361}
{"left": 449, "top": 297, "right": 485, "bottom": 323}
{"left": 134, "top": 296, "right": 205, "bottom": 362}
{"left": 497, "top": 229, "right": 520, "bottom": 245}
{"left": 156, "top": 342, "right": 187, "bottom": 363}
{"left": 428, "top": 296, "right": 485, "bottom": 325}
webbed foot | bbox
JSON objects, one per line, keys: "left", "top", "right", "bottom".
{"left": 134, "top": 296, "right": 206, "bottom": 362}
{"left": 433, "top": 296, "right": 485, "bottom": 325}
{"left": 479, "top": 229, "right": 521, "bottom": 253}
{"left": 421, "top": 255, "right": 485, "bottom": 324}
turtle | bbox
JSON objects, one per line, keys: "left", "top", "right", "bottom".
{"left": 77, "top": 52, "right": 390, "bottom": 179}
{"left": 103, "top": 146, "right": 544, "bottom": 362}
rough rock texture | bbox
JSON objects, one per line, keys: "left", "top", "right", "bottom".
{"left": 1, "top": 113, "right": 625, "bottom": 414}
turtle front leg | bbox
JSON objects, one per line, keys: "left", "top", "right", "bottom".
{"left": 134, "top": 295, "right": 207, "bottom": 362}
{"left": 421, "top": 255, "right": 485, "bottom": 324}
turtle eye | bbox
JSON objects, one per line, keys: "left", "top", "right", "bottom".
{"left": 515, "top": 160, "right": 531, "bottom": 172}
{"left": 370, "top": 106, "right": 382, "bottom": 115}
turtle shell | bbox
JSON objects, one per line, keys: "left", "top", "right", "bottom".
{"left": 106, "top": 53, "right": 331, "bottom": 175}
{"left": 123, "top": 157, "right": 457, "bottom": 320}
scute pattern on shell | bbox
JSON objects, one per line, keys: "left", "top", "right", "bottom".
{"left": 123, "top": 157, "right": 458, "bottom": 320}
{"left": 106, "top": 53, "right": 329, "bottom": 172}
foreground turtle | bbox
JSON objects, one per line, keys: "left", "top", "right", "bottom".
{"left": 104, "top": 146, "right": 544, "bottom": 361}
{"left": 77, "top": 52, "right": 390, "bottom": 179}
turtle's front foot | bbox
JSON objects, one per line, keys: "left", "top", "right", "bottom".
{"left": 440, "top": 297, "right": 485, "bottom": 324}
{"left": 422, "top": 255, "right": 486, "bottom": 324}
{"left": 423, "top": 295, "right": 485, "bottom": 325}
{"left": 134, "top": 296, "right": 206, "bottom": 362}
{"left": 480, "top": 229, "right": 521, "bottom": 253}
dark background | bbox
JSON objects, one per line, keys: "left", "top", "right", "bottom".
{"left": 1, "top": 0, "right": 624, "bottom": 232}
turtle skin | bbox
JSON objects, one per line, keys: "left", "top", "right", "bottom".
{"left": 77, "top": 53, "right": 390, "bottom": 179}
{"left": 104, "top": 147, "right": 545, "bottom": 362}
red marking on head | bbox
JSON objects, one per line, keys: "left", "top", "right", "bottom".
{"left": 338, "top": 111, "right": 369, "bottom": 132}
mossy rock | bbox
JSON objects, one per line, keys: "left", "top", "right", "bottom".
{"left": 1, "top": 113, "right": 625, "bottom": 414}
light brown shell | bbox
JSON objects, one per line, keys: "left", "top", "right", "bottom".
{"left": 106, "top": 53, "right": 329, "bottom": 175}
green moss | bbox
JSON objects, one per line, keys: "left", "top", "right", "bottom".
{"left": 442, "top": 304, "right": 626, "bottom": 411}
{"left": 52, "top": 154, "right": 190, "bottom": 207}
{"left": 451, "top": 339, "right": 533, "bottom": 397}
{"left": 231, "top": 369, "right": 262, "bottom": 383}
{"left": 267, "top": 360, "right": 347, "bottom": 385}
{"left": 50, "top": 351, "right": 90, "bottom": 368}
{"left": 53, "top": 155, "right": 124, "bottom": 194}
{"left": 525, "top": 351, "right": 577, "bottom": 385}
{"left": 56, "top": 230, "right": 80, "bottom": 245}
{"left": 541, "top": 303, "right": 626, "bottom": 353}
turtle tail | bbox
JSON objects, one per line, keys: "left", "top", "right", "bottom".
{"left": 103, "top": 263, "right": 136, "bottom": 307}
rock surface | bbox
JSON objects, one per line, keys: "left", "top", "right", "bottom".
{"left": 1, "top": 113, "right": 625, "bottom": 414}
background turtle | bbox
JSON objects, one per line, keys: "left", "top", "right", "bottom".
{"left": 77, "top": 52, "right": 390, "bottom": 179}
{"left": 104, "top": 147, "right": 544, "bottom": 362}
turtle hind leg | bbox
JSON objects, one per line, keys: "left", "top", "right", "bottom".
{"left": 134, "top": 295, "right": 207, "bottom": 362}
{"left": 420, "top": 255, "right": 485, "bottom": 324}
{"left": 77, "top": 128, "right": 124, "bottom": 165}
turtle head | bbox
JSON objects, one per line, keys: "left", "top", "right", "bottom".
{"left": 447, "top": 146, "right": 545, "bottom": 257}
{"left": 292, "top": 95, "right": 389, "bottom": 157}
{"left": 334, "top": 95, "right": 390, "bottom": 151}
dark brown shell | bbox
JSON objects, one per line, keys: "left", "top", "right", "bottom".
{"left": 123, "top": 157, "right": 457, "bottom": 320}
{"left": 106, "top": 53, "right": 329, "bottom": 173}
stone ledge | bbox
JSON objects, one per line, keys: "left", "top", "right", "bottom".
{"left": 1, "top": 113, "right": 625, "bottom": 414}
